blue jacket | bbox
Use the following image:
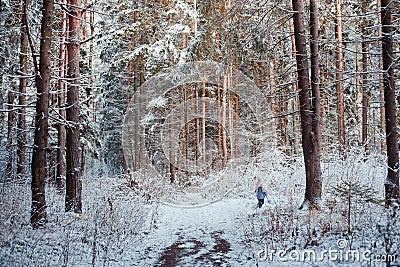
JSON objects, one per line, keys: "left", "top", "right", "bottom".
{"left": 257, "top": 186, "right": 267, "bottom": 199}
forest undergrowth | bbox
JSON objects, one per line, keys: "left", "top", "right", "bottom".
{"left": 0, "top": 148, "right": 398, "bottom": 266}
{"left": 242, "top": 148, "right": 400, "bottom": 265}
{"left": 0, "top": 168, "right": 148, "bottom": 266}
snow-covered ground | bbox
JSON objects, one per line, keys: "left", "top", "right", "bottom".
{"left": 0, "top": 150, "right": 399, "bottom": 266}
{"left": 127, "top": 198, "right": 257, "bottom": 266}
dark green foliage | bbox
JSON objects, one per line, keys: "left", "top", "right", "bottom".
{"left": 332, "top": 180, "right": 381, "bottom": 205}
{"left": 330, "top": 179, "right": 382, "bottom": 232}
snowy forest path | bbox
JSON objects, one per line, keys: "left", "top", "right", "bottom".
{"left": 128, "top": 198, "right": 258, "bottom": 266}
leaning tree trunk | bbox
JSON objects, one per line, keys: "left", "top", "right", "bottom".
{"left": 31, "top": 0, "right": 54, "bottom": 228}
{"left": 65, "top": 0, "right": 82, "bottom": 213}
{"left": 292, "top": 0, "right": 322, "bottom": 209}
{"left": 381, "top": 0, "right": 399, "bottom": 205}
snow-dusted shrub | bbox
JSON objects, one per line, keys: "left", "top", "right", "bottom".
{"left": 0, "top": 177, "right": 148, "bottom": 266}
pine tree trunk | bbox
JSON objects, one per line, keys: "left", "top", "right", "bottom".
{"left": 0, "top": 77, "right": 4, "bottom": 123}
{"left": 309, "top": 0, "right": 322, "bottom": 203}
{"left": 228, "top": 95, "right": 234, "bottom": 159}
{"left": 335, "top": 0, "right": 345, "bottom": 155}
{"left": 49, "top": 89, "right": 57, "bottom": 182}
{"left": 288, "top": 19, "right": 299, "bottom": 155}
{"left": 89, "top": 8, "right": 95, "bottom": 120}
{"left": 381, "top": 0, "right": 399, "bottom": 205}
{"left": 320, "top": 66, "right": 326, "bottom": 147}
{"left": 355, "top": 45, "right": 359, "bottom": 112}
{"left": 377, "top": 0, "right": 386, "bottom": 154}
{"left": 217, "top": 78, "right": 221, "bottom": 166}
{"left": 221, "top": 75, "right": 227, "bottom": 168}
{"left": 319, "top": 28, "right": 328, "bottom": 149}
{"left": 82, "top": 0, "right": 87, "bottom": 47}
{"left": 133, "top": 10, "right": 140, "bottom": 171}
{"left": 123, "top": 13, "right": 133, "bottom": 174}
{"left": 361, "top": 0, "right": 369, "bottom": 152}
{"left": 169, "top": 121, "right": 175, "bottom": 182}
{"left": 6, "top": 89, "right": 14, "bottom": 180}
{"left": 56, "top": 0, "right": 67, "bottom": 188}
{"left": 16, "top": 0, "right": 30, "bottom": 178}
{"left": 202, "top": 82, "right": 206, "bottom": 166}
{"left": 31, "top": 0, "right": 54, "bottom": 228}
{"left": 65, "top": 0, "right": 82, "bottom": 213}
{"left": 195, "top": 85, "right": 200, "bottom": 169}
{"left": 278, "top": 26, "right": 289, "bottom": 152}
{"left": 268, "top": 60, "right": 276, "bottom": 137}
{"left": 292, "top": 0, "right": 322, "bottom": 208}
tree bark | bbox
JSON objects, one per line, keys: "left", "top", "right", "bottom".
{"left": 217, "top": 78, "right": 221, "bottom": 166}
{"left": 31, "top": 0, "right": 54, "bottom": 228}
{"left": 309, "top": 0, "right": 322, "bottom": 199}
{"left": 221, "top": 75, "right": 227, "bottom": 168}
{"left": 335, "top": 0, "right": 345, "bottom": 155}
{"left": 381, "top": 0, "right": 399, "bottom": 205}
{"left": 202, "top": 81, "right": 206, "bottom": 165}
{"left": 277, "top": 26, "right": 289, "bottom": 152}
{"left": 6, "top": 89, "right": 15, "bottom": 180}
{"left": 269, "top": 60, "right": 276, "bottom": 137}
{"left": 292, "top": 0, "right": 322, "bottom": 209}
{"left": 82, "top": 0, "right": 87, "bottom": 48}
{"left": 57, "top": 0, "right": 67, "bottom": 188}
{"left": 133, "top": 9, "right": 141, "bottom": 171}
{"left": 65, "top": 0, "right": 82, "bottom": 213}
{"left": 89, "top": 7, "right": 95, "bottom": 120}
{"left": 0, "top": 76, "right": 4, "bottom": 124}
{"left": 361, "top": 0, "right": 369, "bottom": 152}
{"left": 16, "top": 0, "right": 30, "bottom": 178}
{"left": 377, "top": 0, "right": 386, "bottom": 154}
{"left": 288, "top": 19, "right": 299, "bottom": 155}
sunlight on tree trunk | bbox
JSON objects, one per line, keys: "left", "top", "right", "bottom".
{"left": 65, "top": 0, "right": 82, "bottom": 213}
{"left": 335, "top": 0, "right": 345, "bottom": 156}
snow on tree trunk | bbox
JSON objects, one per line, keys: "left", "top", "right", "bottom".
{"left": 291, "top": 0, "right": 322, "bottom": 209}
{"left": 335, "top": 0, "right": 345, "bottom": 156}
{"left": 381, "top": 0, "right": 399, "bottom": 205}
{"left": 57, "top": 0, "right": 67, "bottom": 189}
{"left": 309, "top": 0, "right": 322, "bottom": 204}
{"left": 16, "top": 0, "right": 30, "bottom": 178}
{"left": 31, "top": 0, "right": 54, "bottom": 228}
{"left": 65, "top": 0, "right": 82, "bottom": 213}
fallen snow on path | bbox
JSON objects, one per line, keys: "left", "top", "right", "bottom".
{"left": 128, "top": 197, "right": 262, "bottom": 266}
